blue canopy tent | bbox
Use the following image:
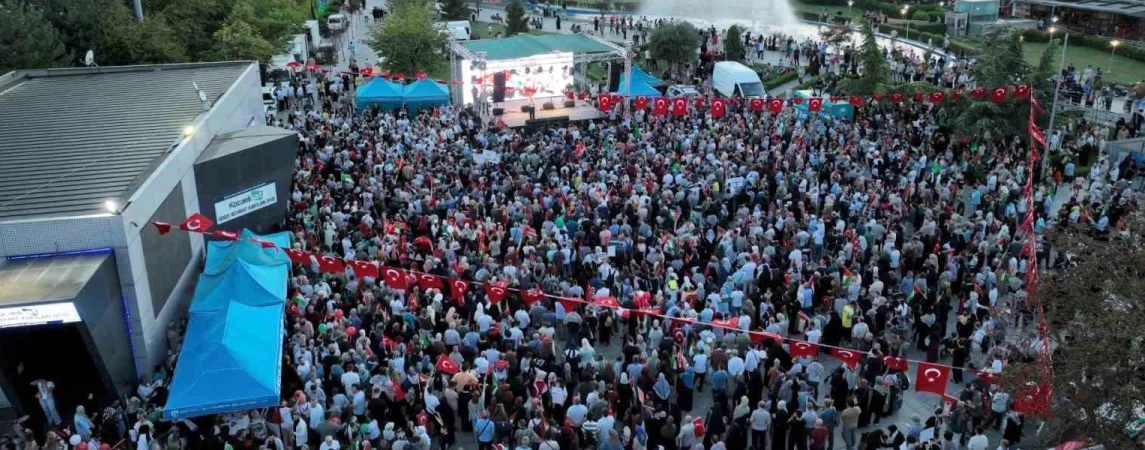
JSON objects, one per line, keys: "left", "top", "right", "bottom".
{"left": 164, "top": 230, "right": 291, "bottom": 420}
{"left": 355, "top": 78, "right": 404, "bottom": 111}
{"left": 628, "top": 66, "right": 662, "bottom": 87}
{"left": 613, "top": 80, "right": 661, "bottom": 97}
{"left": 401, "top": 79, "right": 450, "bottom": 112}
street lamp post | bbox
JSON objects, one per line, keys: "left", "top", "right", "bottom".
{"left": 848, "top": 0, "right": 854, "bottom": 15}
{"left": 1042, "top": 28, "right": 1069, "bottom": 179}
{"left": 1109, "top": 40, "right": 1120, "bottom": 74}
{"left": 901, "top": 5, "right": 911, "bottom": 40}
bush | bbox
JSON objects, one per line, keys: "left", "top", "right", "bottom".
{"left": 1019, "top": 29, "right": 1145, "bottom": 65}
{"left": 911, "top": 11, "right": 930, "bottom": 22}
{"left": 800, "top": 0, "right": 945, "bottom": 19}
{"left": 763, "top": 70, "right": 798, "bottom": 91}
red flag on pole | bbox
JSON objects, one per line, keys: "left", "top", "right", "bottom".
{"left": 990, "top": 86, "right": 1010, "bottom": 103}
{"left": 672, "top": 97, "right": 688, "bottom": 116}
{"left": 915, "top": 362, "right": 951, "bottom": 396}
{"left": 450, "top": 279, "right": 470, "bottom": 302}
{"left": 652, "top": 97, "right": 669, "bottom": 115}
{"left": 522, "top": 288, "right": 546, "bottom": 307}
{"left": 436, "top": 355, "right": 460, "bottom": 374}
{"left": 178, "top": 213, "right": 214, "bottom": 233}
{"left": 485, "top": 280, "right": 510, "bottom": 304}
{"left": 316, "top": 255, "right": 346, "bottom": 274}
{"left": 348, "top": 260, "right": 379, "bottom": 279}
{"left": 382, "top": 266, "right": 409, "bottom": 290}
{"left": 789, "top": 341, "right": 819, "bottom": 359}
{"left": 711, "top": 98, "right": 727, "bottom": 118}
{"left": 832, "top": 348, "right": 862, "bottom": 369}
{"left": 152, "top": 222, "right": 172, "bottom": 235}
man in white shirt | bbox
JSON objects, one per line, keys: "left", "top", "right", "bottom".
{"left": 693, "top": 348, "right": 709, "bottom": 392}
{"left": 966, "top": 428, "right": 989, "bottom": 450}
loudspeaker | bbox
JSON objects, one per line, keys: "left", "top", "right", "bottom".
{"left": 492, "top": 107, "right": 504, "bottom": 116}
{"left": 492, "top": 72, "right": 506, "bottom": 103}
{"left": 607, "top": 62, "right": 622, "bottom": 93}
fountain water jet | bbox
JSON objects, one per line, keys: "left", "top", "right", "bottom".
{"left": 637, "top": 0, "right": 804, "bottom": 34}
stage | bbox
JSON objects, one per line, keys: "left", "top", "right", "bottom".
{"left": 495, "top": 98, "right": 604, "bottom": 128}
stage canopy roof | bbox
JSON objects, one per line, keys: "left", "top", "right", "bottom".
{"left": 460, "top": 34, "right": 616, "bottom": 60}
{"left": 402, "top": 79, "right": 450, "bottom": 111}
{"left": 627, "top": 66, "right": 662, "bottom": 87}
{"left": 164, "top": 230, "right": 290, "bottom": 420}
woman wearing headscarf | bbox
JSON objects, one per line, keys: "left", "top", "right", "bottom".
{"left": 579, "top": 339, "right": 596, "bottom": 368}
{"left": 678, "top": 365, "right": 696, "bottom": 411}
{"left": 767, "top": 399, "right": 787, "bottom": 450}
{"left": 732, "top": 396, "right": 751, "bottom": 424}
{"left": 654, "top": 374, "right": 672, "bottom": 402}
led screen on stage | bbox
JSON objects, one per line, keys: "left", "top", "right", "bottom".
{"left": 460, "top": 52, "right": 575, "bottom": 105}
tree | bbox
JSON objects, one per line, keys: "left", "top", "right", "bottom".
{"left": 505, "top": 0, "right": 528, "bottom": 36}
{"left": 0, "top": 1, "right": 70, "bottom": 72}
{"left": 439, "top": 0, "right": 470, "bottom": 20}
{"left": 648, "top": 22, "right": 699, "bottom": 73}
{"left": 972, "top": 27, "right": 1029, "bottom": 87}
{"left": 212, "top": 14, "right": 278, "bottom": 61}
{"left": 837, "top": 21, "right": 889, "bottom": 94}
{"left": 1000, "top": 213, "right": 1145, "bottom": 448}
{"left": 949, "top": 27, "right": 1033, "bottom": 137}
{"left": 367, "top": 0, "right": 447, "bottom": 76}
{"left": 723, "top": 25, "right": 745, "bottom": 61}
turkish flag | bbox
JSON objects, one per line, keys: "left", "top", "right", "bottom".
{"left": 610, "top": 93, "right": 622, "bottom": 105}
{"left": 766, "top": 98, "right": 782, "bottom": 113}
{"left": 711, "top": 98, "right": 727, "bottom": 118}
{"left": 791, "top": 97, "right": 803, "bottom": 105}
{"left": 975, "top": 370, "right": 1001, "bottom": 384}
{"left": 749, "top": 330, "right": 782, "bottom": 344}
{"left": 929, "top": 91, "right": 946, "bottom": 103}
{"left": 382, "top": 266, "right": 409, "bottom": 290}
{"left": 594, "top": 296, "right": 620, "bottom": 309}
{"left": 598, "top": 94, "right": 612, "bottom": 111}
{"left": 213, "top": 230, "right": 239, "bottom": 240}
{"left": 485, "top": 280, "right": 510, "bottom": 304}
{"left": 711, "top": 317, "right": 739, "bottom": 329}
{"left": 415, "top": 71, "right": 428, "bottom": 80}
{"left": 1012, "top": 382, "right": 1052, "bottom": 414}
{"left": 829, "top": 95, "right": 843, "bottom": 103}
{"left": 152, "top": 222, "right": 172, "bottom": 235}
{"left": 808, "top": 97, "right": 823, "bottom": 112}
{"left": 889, "top": 93, "right": 904, "bottom": 103}
{"left": 558, "top": 297, "right": 581, "bottom": 313}
{"left": 970, "top": 87, "right": 987, "bottom": 99}
{"left": 436, "top": 355, "right": 460, "bottom": 375}
{"left": 635, "top": 96, "right": 648, "bottom": 109}
{"left": 360, "top": 67, "right": 374, "bottom": 77}
{"left": 832, "top": 348, "right": 862, "bottom": 369}
{"left": 348, "top": 260, "right": 379, "bottom": 279}
{"left": 284, "top": 248, "right": 312, "bottom": 265}
{"left": 316, "top": 255, "right": 346, "bottom": 274}
{"left": 672, "top": 97, "right": 688, "bottom": 116}
{"left": 417, "top": 273, "right": 444, "bottom": 291}
{"left": 883, "top": 356, "right": 909, "bottom": 372}
{"left": 990, "top": 86, "right": 1009, "bottom": 103}
{"left": 251, "top": 238, "right": 277, "bottom": 249}
{"left": 953, "top": 88, "right": 965, "bottom": 100}
{"left": 522, "top": 288, "right": 546, "bottom": 307}
{"left": 652, "top": 97, "right": 669, "bottom": 115}
{"left": 179, "top": 213, "right": 214, "bottom": 233}
{"left": 751, "top": 98, "right": 766, "bottom": 112}
{"left": 565, "top": 91, "right": 575, "bottom": 100}
{"left": 848, "top": 95, "right": 864, "bottom": 107}
{"left": 871, "top": 93, "right": 885, "bottom": 102}
{"left": 692, "top": 417, "right": 705, "bottom": 438}
{"left": 914, "top": 92, "right": 926, "bottom": 103}
{"left": 789, "top": 341, "right": 819, "bottom": 359}
{"left": 915, "top": 362, "right": 951, "bottom": 396}
{"left": 1013, "top": 84, "right": 1031, "bottom": 99}
{"left": 693, "top": 97, "right": 707, "bottom": 110}
{"left": 577, "top": 92, "right": 587, "bottom": 100}
{"left": 450, "top": 279, "right": 470, "bottom": 302}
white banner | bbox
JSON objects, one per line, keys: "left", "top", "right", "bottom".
{"left": 0, "top": 303, "right": 82, "bottom": 328}
{"left": 215, "top": 182, "right": 278, "bottom": 224}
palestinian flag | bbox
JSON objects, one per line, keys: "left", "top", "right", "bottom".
{"left": 906, "top": 284, "right": 924, "bottom": 303}
{"left": 842, "top": 267, "right": 854, "bottom": 287}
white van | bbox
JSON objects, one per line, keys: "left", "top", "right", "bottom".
{"left": 437, "top": 20, "right": 472, "bottom": 41}
{"left": 327, "top": 14, "right": 347, "bottom": 32}
{"left": 712, "top": 61, "right": 765, "bottom": 98}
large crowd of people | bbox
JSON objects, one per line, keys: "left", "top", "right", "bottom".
{"left": 15, "top": 15, "right": 1144, "bottom": 450}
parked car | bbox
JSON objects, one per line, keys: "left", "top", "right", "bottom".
{"left": 666, "top": 85, "right": 701, "bottom": 97}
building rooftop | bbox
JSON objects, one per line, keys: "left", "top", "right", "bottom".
{"left": 460, "top": 34, "right": 616, "bottom": 60}
{"left": 0, "top": 61, "right": 255, "bottom": 222}
{"left": 1015, "top": 0, "right": 1145, "bottom": 17}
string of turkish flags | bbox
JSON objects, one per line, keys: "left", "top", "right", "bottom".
{"left": 596, "top": 84, "right": 1033, "bottom": 114}
{"left": 152, "top": 214, "right": 1008, "bottom": 397}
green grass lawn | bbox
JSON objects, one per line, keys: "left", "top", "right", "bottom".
{"left": 1020, "top": 41, "right": 1145, "bottom": 86}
